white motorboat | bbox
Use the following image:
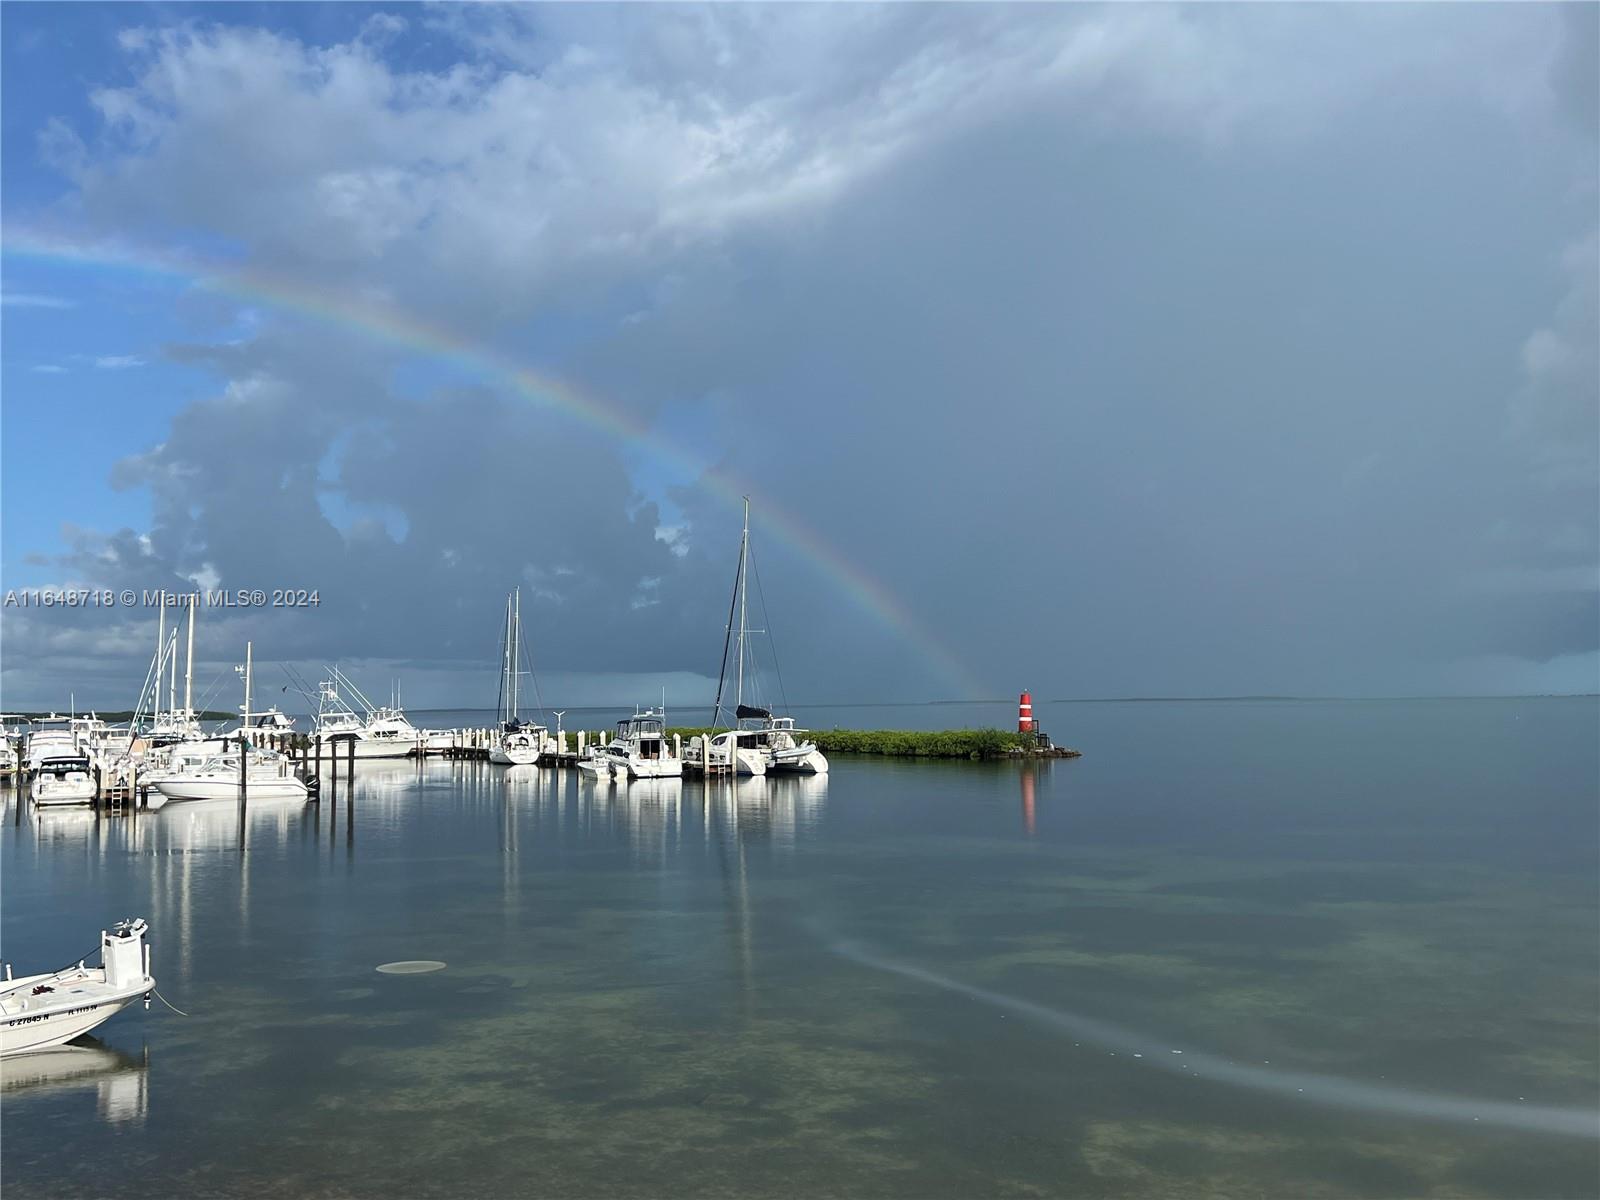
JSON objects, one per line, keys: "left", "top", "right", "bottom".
{"left": 23, "top": 717, "right": 86, "bottom": 773}
{"left": 0, "top": 919, "right": 155, "bottom": 1057}
{"left": 488, "top": 588, "right": 546, "bottom": 766}
{"left": 227, "top": 708, "right": 296, "bottom": 744}
{"left": 601, "top": 709, "right": 683, "bottom": 779}
{"left": 699, "top": 499, "right": 829, "bottom": 776}
{"left": 685, "top": 729, "right": 767, "bottom": 776}
{"left": 575, "top": 748, "right": 617, "bottom": 781}
{"left": 420, "top": 729, "right": 456, "bottom": 756}
{"left": 152, "top": 747, "right": 308, "bottom": 804}
{"left": 30, "top": 755, "right": 96, "bottom": 806}
{"left": 0, "top": 715, "right": 26, "bottom": 779}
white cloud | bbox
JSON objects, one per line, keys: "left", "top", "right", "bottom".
{"left": 47, "top": 6, "right": 1566, "bottom": 322}
{"left": 3, "top": 291, "right": 74, "bottom": 308}
{"left": 30, "top": 364, "right": 68, "bottom": 374}
{"left": 94, "top": 355, "right": 146, "bottom": 369}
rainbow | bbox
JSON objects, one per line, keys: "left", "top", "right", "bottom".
{"left": 4, "top": 228, "right": 988, "bottom": 697}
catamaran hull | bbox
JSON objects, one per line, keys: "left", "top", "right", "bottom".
{"left": 1, "top": 987, "right": 148, "bottom": 1058}
{"left": 770, "top": 748, "right": 829, "bottom": 774}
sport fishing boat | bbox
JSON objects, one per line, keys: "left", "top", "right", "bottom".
{"left": 601, "top": 709, "right": 683, "bottom": 779}
{"left": 30, "top": 755, "right": 96, "bottom": 806}
{"left": 489, "top": 588, "right": 545, "bottom": 766}
{"left": 0, "top": 919, "right": 155, "bottom": 1057}
{"left": 310, "top": 669, "right": 421, "bottom": 759}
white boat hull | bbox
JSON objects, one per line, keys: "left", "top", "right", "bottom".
{"left": 327, "top": 739, "right": 417, "bottom": 760}
{"left": 31, "top": 778, "right": 96, "bottom": 806}
{"left": 155, "top": 776, "right": 309, "bottom": 803}
{"left": 770, "top": 747, "right": 829, "bottom": 774}
{"left": 2, "top": 921, "right": 155, "bottom": 1058}
{"left": 617, "top": 758, "right": 684, "bottom": 780}
{"left": 1, "top": 986, "right": 148, "bottom": 1057}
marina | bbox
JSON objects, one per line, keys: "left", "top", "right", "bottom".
{"left": 1, "top": 697, "right": 1594, "bottom": 1197}
{"left": 2, "top": 4, "right": 1595, "bottom": 1196}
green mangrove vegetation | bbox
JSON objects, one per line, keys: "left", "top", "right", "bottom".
{"left": 664, "top": 727, "right": 1067, "bottom": 760}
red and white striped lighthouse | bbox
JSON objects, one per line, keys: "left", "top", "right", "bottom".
{"left": 1017, "top": 691, "right": 1035, "bottom": 733}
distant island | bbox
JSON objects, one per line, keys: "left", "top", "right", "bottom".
{"left": 13, "top": 710, "right": 237, "bottom": 722}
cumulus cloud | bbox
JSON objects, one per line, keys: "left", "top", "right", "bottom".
{"left": 3, "top": 4, "right": 1596, "bottom": 705}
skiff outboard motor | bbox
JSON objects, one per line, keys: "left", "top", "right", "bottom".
{"left": 103, "top": 918, "right": 152, "bottom": 1005}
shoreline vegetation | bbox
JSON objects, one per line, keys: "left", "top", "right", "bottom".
{"left": 13, "top": 709, "right": 236, "bottom": 722}
{"left": 665, "top": 727, "right": 1080, "bottom": 760}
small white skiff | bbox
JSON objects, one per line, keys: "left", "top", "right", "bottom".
{"left": 1, "top": 920, "right": 155, "bottom": 1057}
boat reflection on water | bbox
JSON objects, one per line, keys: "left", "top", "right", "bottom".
{"left": 151, "top": 794, "right": 312, "bottom": 854}
{"left": 27, "top": 804, "right": 99, "bottom": 850}
{"left": 703, "top": 773, "right": 827, "bottom": 851}
{"left": 1, "top": 1036, "right": 150, "bottom": 1125}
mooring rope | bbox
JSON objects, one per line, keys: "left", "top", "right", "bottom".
{"left": 152, "top": 987, "right": 188, "bottom": 1017}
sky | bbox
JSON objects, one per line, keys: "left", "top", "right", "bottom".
{"left": 1, "top": 2, "right": 1596, "bottom": 711}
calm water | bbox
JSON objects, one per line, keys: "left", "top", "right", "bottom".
{"left": 3, "top": 699, "right": 1596, "bottom": 1197}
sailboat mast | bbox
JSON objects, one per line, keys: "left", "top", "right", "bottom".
{"left": 508, "top": 588, "right": 521, "bottom": 720}
{"left": 736, "top": 498, "right": 750, "bottom": 710}
{"left": 244, "top": 641, "right": 253, "bottom": 725}
{"left": 155, "top": 596, "right": 166, "bottom": 724}
{"left": 183, "top": 595, "right": 195, "bottom": 718}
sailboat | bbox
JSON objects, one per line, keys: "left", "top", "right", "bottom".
{"left": 489, "top": 588, "right": 544, "bottom": 766}
{"left": 144, "top": 595, "right": 205, "bottom": 748}
{"left": 688, "top": 499, "right": 828, "bottom": 776}
{"left": 151, "top": 642, "right": 309, "bottom": 804}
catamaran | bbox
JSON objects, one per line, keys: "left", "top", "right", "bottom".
{"left": 687, "top": 499, "right": 828, "bottom": 776}
{"left": 0, "top": 919, "right": 155, "bottom": 1057}
{"left": 489, "top": 588, "right": 544, "bottom": 766}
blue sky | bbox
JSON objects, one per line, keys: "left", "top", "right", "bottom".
{"left": 2, "top": 3, "right": 1596, "bottom": 708}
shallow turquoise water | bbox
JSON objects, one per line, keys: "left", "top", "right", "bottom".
{"left": 2, "top": 699, "right": 1596, "bottom": 1197}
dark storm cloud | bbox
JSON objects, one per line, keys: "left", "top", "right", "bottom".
{"left": 3, "top": 4, "right": 1595, "bottom": 706}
